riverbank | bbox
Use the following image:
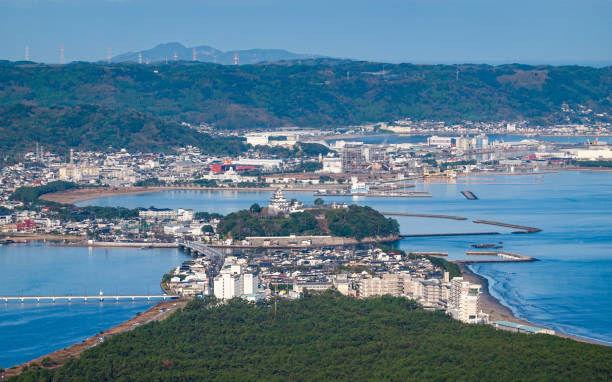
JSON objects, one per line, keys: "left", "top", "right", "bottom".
{"left": 2, "top": 298, "right": 188, "bottom": 378}
{"left": 456, "top": 263, "right": 597, "bottom": 345}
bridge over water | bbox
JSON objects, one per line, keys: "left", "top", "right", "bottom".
{"left": 1, "top": 294, "right": 179, "bottom": 303}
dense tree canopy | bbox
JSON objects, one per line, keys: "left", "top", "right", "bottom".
{"left": 217, "top": 210, "right": 322, "bottom": 240}
{"left": 11, "top": 181, "right": 78, "bottom": 203}
{"left": 12, "top": 292, "right": 612, "bottom": 381}
{"left": 1, "top": 61, "right": 610, "bottom": 133}
{"left": 325, "top": 205, "right": 400, "bottom": 240}
{"left": 217, "top": 205, "right": 399, "bottom": 241}
{"left": 0, "top": 104, "right": 247, "bottom": 157}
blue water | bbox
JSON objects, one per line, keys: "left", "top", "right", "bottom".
{"left": 0, "top": 245, "right": 188, "bottom": 368}
{"left": 78, "top": 171, "right": 612, "bottom": 345}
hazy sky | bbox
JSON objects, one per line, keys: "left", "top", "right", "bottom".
{"left": 1, "top": 0, "right": 611, "bottom": 65}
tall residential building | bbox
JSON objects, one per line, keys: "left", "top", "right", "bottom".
{"left": 213, "top": 257, "right": 260, "bottom": 300}
{"left": 241, "top": 273, "right": 259, "bottom": 295}
{"left": 359, "top": 274, "right": 404, "bottom": 298}
{"left": 448, "top": 277, "right": 487, "bottom": 324}
{"left": 213, "top": 273, "right": 242, "bottom": 300}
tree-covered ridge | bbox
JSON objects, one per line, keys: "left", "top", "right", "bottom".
{"left": 325, "top": 205, "right": 400, "bottom": 240}
{"left": 216, "top": 205, "right": 399, "bottom": 241}
{"left": 0, "top": 61, "right": 610, "bottom": 131}
{"left": 10, "top": 182, "right": 142, "bottom": 221}
{"left": 11, "top": 181, "right": 78, "bottom": 203}
{"left": 12, "top": 292, "right": 612, "bottom": 381}
{"left": 217, "top": 209, "right": 323, "bottom": 240}
{"left": 0, "top": 103, "right": 247, "bottom": 156}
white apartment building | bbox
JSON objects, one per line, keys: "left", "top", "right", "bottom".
{"left": 359, "top": 273, "right": 403, "bottom": 298}
{"left": 213, "top": 257, "right": 260, "bottom": 300}
{"left": 139, "top": 208, "right": 177, "bottom": 220}
{"left": 427, "top": 136, "right": 453, "bottom": 148}
{"left": 177, "top": 208, "right": 194, "bottom": 222}
{"left": 322, "top": 157, "right": 343, "bottom": 174}
{"left": 448, "top": 277, "right": 488, "bottom": 324}
{"left": 213, "top": 273, "right": 242, "bottom": 300}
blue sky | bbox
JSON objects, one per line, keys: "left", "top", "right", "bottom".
{"left": 1, "top": 0, "right": 611, "bottom": 65}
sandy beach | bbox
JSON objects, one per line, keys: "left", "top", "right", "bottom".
{"left": 40, "top": 186, "right": 178, "bottom": 204}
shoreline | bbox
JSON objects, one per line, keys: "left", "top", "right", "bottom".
{"left": 456, "top": 263, "right": 600, "bottom": 345}
{"left": 40, "top": 186, "right": 331, "bottom": 205}
{"left": 3, "top": 298, "right": 188, "bottom": 378}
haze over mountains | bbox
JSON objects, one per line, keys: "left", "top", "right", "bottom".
{"left": 112, "top": 42, "right": 321, "bottom": 65}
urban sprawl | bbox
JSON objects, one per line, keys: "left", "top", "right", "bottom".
{"left": 1, "top": 119, "right": 609, "bottom": 337}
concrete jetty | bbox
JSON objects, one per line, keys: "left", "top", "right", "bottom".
{"left": 408, "top": 251, "right": 449, "bottom": 257}
{"left": 472, "top": 220, "right": 542, "bottom": 233}
{"left": 400, "top": 232, "right": 499, "bottom": 238}
{"left": 382, "top": 212, "right": 467, "bottom": 220}
{"left": 455, "top": 251, "right": 537, "bottom": 263}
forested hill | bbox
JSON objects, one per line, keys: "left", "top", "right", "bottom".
{"left": 0, "top": 104, "right": 246, "bottom": 157}
{"left": 1, "top": 60, "right": 610, "bottom": 132}
{"left": 11, "top": 292, "right": 612, "bottom": 381}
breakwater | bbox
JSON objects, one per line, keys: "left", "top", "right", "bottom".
{"left": 472, "top": 220, "right": 542, "bottom": 233}
{"left": 382, "top": 212, "right": 467, "bottom": 220}
{"left": 455, "top": 251, "right": 537, "bottom": 263}
{"left": 400, "top": 232, "right": 499, "bottom": 238}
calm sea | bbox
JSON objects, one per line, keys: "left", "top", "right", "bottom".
{"left": 77, "top": 171, "right": 612, "bottom": 345}
{"left": 0, "top": 245, "right": 188, "bottom": 368}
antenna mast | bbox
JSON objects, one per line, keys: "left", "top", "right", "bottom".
{"left": 60, "top": 44, "right": 65, "bottom": 64}
{"left": 25, "top": 46, "right": 30, "bottom": 61}
{"left": 274, "top": 280, "right": 278, "bottom": 319}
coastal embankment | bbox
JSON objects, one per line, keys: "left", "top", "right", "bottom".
{"left": 3, "top": 299, "right": 188, "bottom": 378}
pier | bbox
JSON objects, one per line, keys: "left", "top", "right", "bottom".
{"left": 454, "top": 251, "right": 537, "bottom": 263}
{"left": 382, "top": 212, "right": 467, "bottom": 220}
{"left": 1, "top": 294, "right": 178, "bottom": 303}
{"left": 400, "top": 232, "right": 499, "bottom": 238}
{"left": 472, "top": 220, "right": 541, "bottom": 233}
{"left": 408, "top": 251, "right": 449, "bottom": 257}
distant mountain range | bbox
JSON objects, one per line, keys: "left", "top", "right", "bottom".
{"left": 112, "top": 42, "right": 321, "bottom": 65}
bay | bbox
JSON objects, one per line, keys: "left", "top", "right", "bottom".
{"left": 77, "top": 171, "right": 612, "bottom": 345}
{"left": 0, "top": 245, "right": 188, "bottom": 368}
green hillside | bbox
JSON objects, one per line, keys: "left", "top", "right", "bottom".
{"left": 1, "top": 60, "right": 610, "bottom": 132}
{"left": 11, "top": 292, "right": 612, "bottom": 381}
{"left": 0, "top": 103, "right": 246, "bottom": 157}
{"left": 217, "top": 205, "right": 399, "bottom": 240}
